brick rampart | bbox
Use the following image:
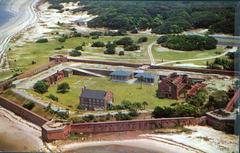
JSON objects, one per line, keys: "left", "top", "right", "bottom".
{"left": 61, "top": 58, "right": 236, "bottom": 76}
{"left": 0, "top": 96, "right": 48, "bottom": 127}
{"left": 42, "top": 117, "right": 206, "bottom": 142}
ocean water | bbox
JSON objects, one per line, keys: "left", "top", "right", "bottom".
{"left": 0, "top": 0, "right": 13, "bottom": 26}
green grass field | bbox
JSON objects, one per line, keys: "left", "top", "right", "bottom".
{"left": 7, "top": 34, "right": 157, "bottom": 72}
{"left": 152, "top": 45, "right": 225, "bottom": 65}
{"left": 29, "top": 75, "right": 179, "bottom": 110}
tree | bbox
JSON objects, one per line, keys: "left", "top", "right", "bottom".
{"left": 36, "top": 38, "right": 48, "bottom": 43}
{"left": 157, "top": 36, "right": 168, "bottom": 44}
{"left": 57, "top": 82, "right": 70, "bottom": 93}
{"left": 137, "top": 37, "right": 148, "bottom": 43}
{"left": 116, "top": 37, "right": 133, "bottom": 46}
{"left": 119, "top": 51, "right": 125, "bottom": 56}
{"left": 104, "top": 42, "right": 116, "bottom": 54}
{"left": 69, "top": 50, "right": 82, "bottom": 57}
{"left": 33, "top": 81, "right": 49, "bottom": 94}
{"left": 92, "top": 41, "right": 105, "bottom": 47}
{"left": 23, "top": 102, "right": 35, "bottom": 110}
{"left": 142, "top": 101, "right": 148, "bottom": 110}
{"left": 187, "top": 89, "right": 207, "bottom": 107}
{"left": 124, "top": 44, "right": 140, "bottom": 51}
{"left": 47, "top": 94, "right": 59, "bottom": 102}
{"left": 207, "top": 90, "right": 230, "bottom": 110}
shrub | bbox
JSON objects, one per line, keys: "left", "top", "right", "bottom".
{"left": 75, "top": 46, "right": 83, "bottom": 50}
{"left": 90, "top": 31, "right": 103, "bottom": 36}
{"left": 58, "top": 37, "right": 66, "bottom": 42}
{"left": 124, "top": 44, "right": 140, "bottom": 51}
{"left": 157, "top": 35, "right": 169, "bottom": 44}
{"left": 137, "top": 37, "right": 148, "bottom": 43}
{"left": 36, "top": 38, "right": 48, "bottom": 43}
{"left": 47, "top": 94, "right": 59, "bottom": 102}
{"left": 69, "top": 50, "right": 82, "bottom": 57}
{"left": 92, "top": 41, "right": 105, "bottom": 47}
{"left": 130, "top": 28, "right": 138, "bottom": 34}
{"left": 115, "top": 112, "right": 132, "bottom": 121}
{"left": 116, "top": 37, "right": 133, "bottom": 46}
{"left": 82, "top": 114, "right": 95, "bottom": 122}
{"left": 104, "top": 42, "right": 116, "bottom": 54}
{"left": 57, "top": 82, "right": 70, "bottom": 93}
{"left": 119, "top": 51, "right": 125, "bottom": 56}
{"left": 33, "top": 81, "right": 49, "bottom": 94}
{"left": 23, "top": 102, "right": 35, "bottom": 110}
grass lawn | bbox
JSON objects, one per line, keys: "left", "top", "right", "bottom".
{"left": 7, "top": 34, "right": 157, "bottom": 72}
{"left": 29, "top": 75, "right": 179, "bottom": 110}
{"left": 2, "top": 90, "right": 55, "bottom": 120}
{"left": 152, "top": 45, "right": 225, "bottom": 65}
{"left": 0, "top": 71, "right": 14, "bottom": 81}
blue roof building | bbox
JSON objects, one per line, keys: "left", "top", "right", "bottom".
{"left": 110, "top": 70, "right": 133, "bottom": 81}
{"left": 135, "top": 73, "right": 158, "bottom": 83}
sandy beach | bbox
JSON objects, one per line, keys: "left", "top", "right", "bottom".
{"left": 0, "top": 0, "right": 39, "bottom": 70}
{"left": 0, "top": 106, "right": 47, "bottom": 152}
{"left": 53, "top": 126, "right": 238, "bottom": 153}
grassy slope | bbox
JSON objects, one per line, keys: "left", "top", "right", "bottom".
{"left": 28, "top": 75, "right": 179, "bottom": 110}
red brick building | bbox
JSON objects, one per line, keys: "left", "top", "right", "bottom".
{"left": 187, "top": 83, "right": 207, "bottom": 97}
{"left": 43, "top": 70, "right": 65, "bottom": 86}
{"left": 80, "top": 87, "right": 114, "bottom": 110}
{"left": 157, "top": 73, "right": 189, "bottom": 99}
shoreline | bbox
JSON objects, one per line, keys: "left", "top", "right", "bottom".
{"left": 0, "top": 0, "right": 41, "bottom": 70}
{"left": 0, "top": 106, "right": 47, "bottom": 152}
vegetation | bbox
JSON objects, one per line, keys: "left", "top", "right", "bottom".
{"left": 124, "top": 44, "right": 140, "bottom": 51}
{"left": 47, "top": 94, "right": 59, "bottom": 102}
{"left": 36, "top": 38, "right": 48, "bottom": 43}
{"left": 57, "top": 82, "right": 70, "bottom": 93}
{"left": 92, "top": 41, "right": 105, "bottom": 47}
{"left": 69, "top": 1, "right": 235, "bottom": 34}
{"left": 207, "top": 54, "right": 234, "bottom": 71}
{"left": 104, "top": 42, "right": 116, "bottom": 54}
{"left": 115, "top": 37, "right": 133, "bottom": 46}
{"left": 157, "top": 35, "right": 217, "bottom": 51}
{"left": 137, "top": 37, "right": 148, "bottom": 43}
{"left": 69, "top": 50, "right": 82, "bottom": 57}
{"left": 33, "top": 81, "right": 49, "bottom": 94}
{"left": 29, "top": 75, "right": 177, "bottom": 110}
{"left": 206, "top": 90, "right": 230, "bottom": 110}
{"left": 23, "top": 101, "right": 35, "bottom": 110}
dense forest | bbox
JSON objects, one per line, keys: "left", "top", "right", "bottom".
{"left": 47, "top": 0, "right": 235, "bottom": 34}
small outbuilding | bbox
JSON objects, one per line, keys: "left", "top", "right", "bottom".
{"left": 135, "top": 73, "right": 158, "bottom": 83}
{"left": 110, "top": 70, "right": 133, "bottom": 81}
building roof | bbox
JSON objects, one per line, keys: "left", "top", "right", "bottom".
{"left": 81, "top": 89, "right": 106, "bottom": 99}
{"left": 187, "top": 83, "right": 207, "bottom": 96}
{"left": 135, "top": 73, "right": 156, "bottom": 79}
{"left": 110, "top": 70, "right": 132, "bottom": 77}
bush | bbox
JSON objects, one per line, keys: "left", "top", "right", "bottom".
{"left": 157, "top": 35, "right": 169, "bottom": 44}
{"left": 33, "top": 81, "right": 49, "bottom": 94}
{"left": 115, "top": 112, "right": 132, "bottom": 120}
{"left": 130, "top": 28, "right": 138, "bottom": 34}
{"left": 58, "top": 37, "right": 66, "bottom": 42}
{"left": 23, "top": 102, "right": 35, "bottom": 110}
{"left": 90, "top": 31, "right": 103, "bottom": 37}
{"left": 72, "top": 32, "right": 82, "bottom": 37}
{"left": 119, "top": 51, "right": 125, "bottom": 56}
{"left": 124, "top": 44, "right": 140, "bottom": 51}
{"left": 137, "top": 37, "right": 148, "bottom": 43}
{"left": 82, "top": 114, "right": 95, "bottom": 122}
{"left": 69, "top": 50, "right": 82, "bottom": 57}
{"left": 47, "top": 94, "right": 59, "bottom": 102}
{"left": 36, "top": 38, "right": 48, "bottom": 43}
{"left": 75, "top": 46, "right": 83, "bottom": 50}
{"left": 57, "top": 82, "right": 70, "bottom": 93}
{"left": 48, "top": 4, "right": 64, "bottom": 10}
{"left": 116, "top": 37, "right": 133, "bottom": 46}
{"left": 104, "top": 42, "right": 116, "bottom": 54}
{"left": 92, "top": 41, "right": 105, "bottom": 47}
